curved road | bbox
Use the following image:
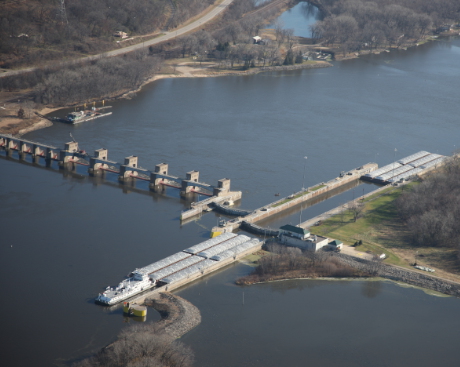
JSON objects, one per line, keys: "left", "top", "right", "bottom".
{"left": 1, "top": 0, "right": 234, "bottom": 78}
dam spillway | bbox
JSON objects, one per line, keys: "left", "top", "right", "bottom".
{"left": 0, "top": 133, "right": 242, "bottom": 216}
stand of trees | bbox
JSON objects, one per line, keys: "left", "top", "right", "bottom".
{"left": 236, "top": 243, "right": 368, "bottom": 285}
{"left": 0, "top": 0, "right": 294, "bottom": 106}
{"left": 73, "top": 323, "right": 194, "bottom": 367}
{"left": 397, "top": 157, "right": 460, "bottom": 257}
{"left": 311, "top": 0, "right": 460, "bottom": 54}
{"left": 35, "top": 51, "right": 163, "bottom": 106}
{"left": 175, "top": 0, "right": 302, "bottom": 69}
{"left": 0, "top": 50, "right": 163, "bottom": 106}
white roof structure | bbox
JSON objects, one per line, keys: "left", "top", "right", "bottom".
{"left": 387, "top": 167, "right": 423, "bottom": 183}
{"left": 210, "top": 238, "right": 260, "bottom": 261}
{"left": 161, "top": 260, "right": 216, "bottom": 284}
{"left": 364, "top": 162, "right": 402, "bottom": 178}
{"left": 421, "top": 157, "right": 446, "bottom": 169}
{"left": 149, "top": 255, "right": 204, "bottom": 281}
{"left": 161, "top": 238, "right": 262, "bottom": 284}
{"left": 133, "top": 252, "right": 191, "bottom": 276}
{"left": 183, "top": 232, "right": 237, "bottom": 254}
{"left": 375, "top": 165, "right": 413, "bottom": 182}
{"left": 397, "top": 151, "right": 430, "bottom": 165}
{"left": 408, "top": 154, "right": 442, "bottom": 167}
{"left": 378, "top": 154, "right": 447, "bottom": 183}
{"left": 197, "top": 235, "right": 250, "bottom": 258}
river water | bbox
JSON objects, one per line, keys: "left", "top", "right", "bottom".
{"left": 1, "top": 8, "right": 460, "bottom": 367}
{"left": 266, "top": 1, "right": 322, "bottom": 37}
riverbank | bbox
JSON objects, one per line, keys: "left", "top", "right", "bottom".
{"left": 0, "top": 103, "right": 58, "bottom": 137}
{"left": 236, "top": 247, "right": 370, "bottom": 285}
{"left": 0, "top": 60, "right": 331, "bottom": 136}
{"left": 2, "top": 0, "right": 457, "bottom": 137}
{"left": 335, "top": 252, "right": 460, "bottom": 297}
{"left": 121, "top": 59, "right": 332, "bottom": 99}
{"left": 237, "top": 250, "right": 460, "bottom": 298}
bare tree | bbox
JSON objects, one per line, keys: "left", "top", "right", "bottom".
{"left": 348, "top": 201, "right": 364, "bottom": 222}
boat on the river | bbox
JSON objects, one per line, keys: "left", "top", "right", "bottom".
{"left": 95, "top": 271, "right": 156, "bottom": 305}
{"left": 55, "top": 106, "right": 112, "bottom": 125}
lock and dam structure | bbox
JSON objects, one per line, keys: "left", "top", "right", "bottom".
{"left": 0, "top": 133, "right": 380, "bottom": 229}
{"left": 2, "top": 133, "right": 446, "bottom": 253}
{"left": 5, "top": 133, "right": 452, "bottom": 307}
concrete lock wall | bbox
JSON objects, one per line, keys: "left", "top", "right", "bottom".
{"left": 248, "top": 166, "right": 373, "bottom": 223}
{"left": 180, "top": 191, "right": 242, "bottom": 221}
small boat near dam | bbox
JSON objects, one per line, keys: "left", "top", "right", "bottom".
{"left": 54, "top": 106, "right": 112, "bottom": 125}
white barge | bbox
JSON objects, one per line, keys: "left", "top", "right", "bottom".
{"left": 96, "top": 233, "right": 262, "bottom": 305}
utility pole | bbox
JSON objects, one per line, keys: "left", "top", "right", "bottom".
{"left": 302, "top": 156, "right": 308, "bottom": 190}
{"left": 392, "top": 148, "right": 397, "bottom": 183}
{"left": 59, "top": 0, "right": 68, "bottom": 25}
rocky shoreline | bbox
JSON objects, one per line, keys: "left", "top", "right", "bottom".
{"left": 144, "top": 292, "right": 202, "bottom": 339}
{"left": 335, "top": 253, "right": 460, "bottom": 297}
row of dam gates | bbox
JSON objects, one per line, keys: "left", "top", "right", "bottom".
{"left": 0, "top": 133, "right": 242, "bottom": 219}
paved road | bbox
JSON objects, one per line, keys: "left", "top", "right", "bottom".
{"left": 0, "top": 0, "right": 234, "bottom": 78}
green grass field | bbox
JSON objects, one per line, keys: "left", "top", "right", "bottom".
{"left": 313, "top": 185, "right": 408, "bottom": 266}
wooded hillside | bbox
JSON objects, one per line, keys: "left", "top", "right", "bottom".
{"left": 312, "top": 0, "right": 460, "bottom": 53}
{"left": 0, "top": 0, "right": 214, "bottom": 68}
{"left": 397, "top": 157, "right": 460, "bottom": 258}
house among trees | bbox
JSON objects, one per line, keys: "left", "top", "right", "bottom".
{"left": 435, "top": 25, "right": 451, "bottom": 34}
{"left": 252, "top": 36, "right": 262, "bottom": 44}
{"left": 114, "top": 31, "right": 128, "bottom": 39}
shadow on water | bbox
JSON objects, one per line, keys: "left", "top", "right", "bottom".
{"left": 361, "top": 280, "right": 383, "bottom": 298}
{"left": 0, "top": 148, "right": 201, "bottom": 207}
{"left": 263, "top": 278, "right": 354, "bottom": 294}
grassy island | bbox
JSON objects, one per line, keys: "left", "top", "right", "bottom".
{"left": 236, "top": 244, "right": 370, "bottom": 285}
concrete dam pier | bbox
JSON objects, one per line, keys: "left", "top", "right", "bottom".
{"left": 0, "top": 134, "right": 241, "bottom": 216}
